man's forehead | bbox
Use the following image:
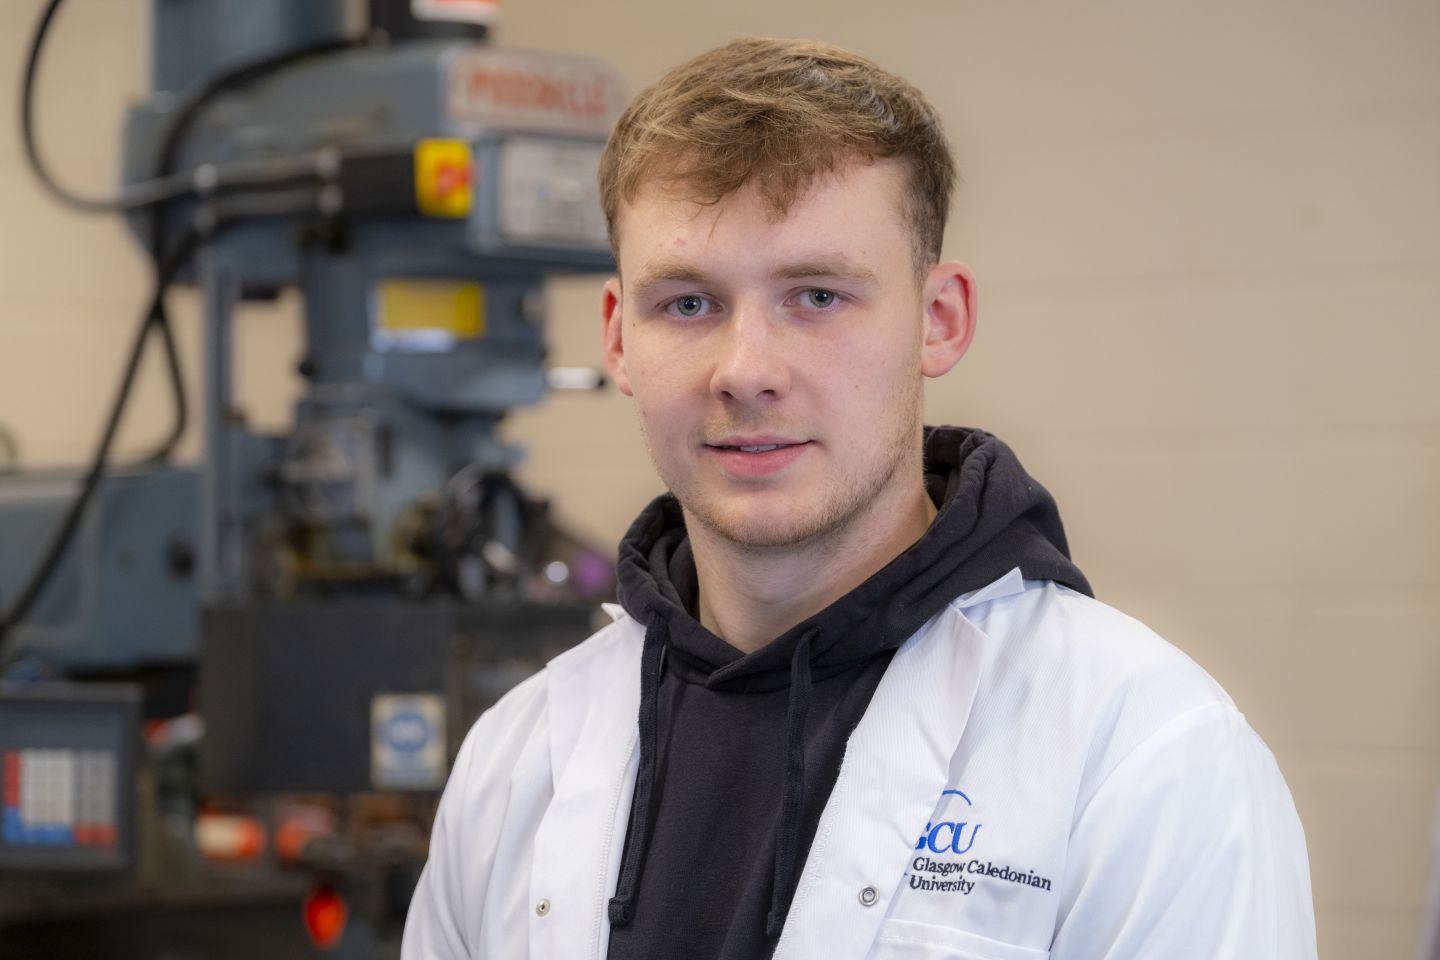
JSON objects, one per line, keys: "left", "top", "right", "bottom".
{"left": 615, "top": 161, "right": 911, "bottom": 283}
{"left": 618, "top": 176, "right": 786, "bottom": 239}
{"left": 629, "top": 151, "right": 888, "bottom": 214}
{"left": 615, "top": 158, "right": 907, "bottom": 242}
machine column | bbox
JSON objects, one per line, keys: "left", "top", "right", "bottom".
{"left": 199, "top": 249, "right": 245, "bottom": 602}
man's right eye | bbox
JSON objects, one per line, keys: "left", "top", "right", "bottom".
{"left": 666, "top": 294, "right": 713, "bottom": 318}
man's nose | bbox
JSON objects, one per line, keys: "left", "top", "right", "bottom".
{"left": 708, "top": 302, "right": 791, "bottom": 404}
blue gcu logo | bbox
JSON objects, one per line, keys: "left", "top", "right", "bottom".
{"left": 915, "top": 789, "right": 981, "bottom": 855}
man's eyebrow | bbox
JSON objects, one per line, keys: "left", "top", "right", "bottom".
{"left": 628, "top": 260, "right": 710, "bottom": 294}
{"left": 628, "top": 258, "right": 881, "bottom": 293}
{"left": 770, "top": 259, "right": 880, "bottom": 286}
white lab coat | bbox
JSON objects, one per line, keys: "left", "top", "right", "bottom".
{"left": 402, "top": 570, "right": 1317, "bottom": 959}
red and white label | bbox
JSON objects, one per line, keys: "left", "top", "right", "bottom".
{"left": 446, "top": 48, "right": 628, "bottom": 137}
{"left": 413, "top": 0, "right": 500, "bottom": 25}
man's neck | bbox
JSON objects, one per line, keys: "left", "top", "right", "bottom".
{"left": 689, "top": 481, "right": 938, "bottom": 655}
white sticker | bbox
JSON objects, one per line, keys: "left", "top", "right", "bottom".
{"left": 371, "top": 694, "right": 448, "bottom": 790}
{"left": 497, "top": 137, "right": 608, "bottom": 248}
{"left": 412, "top": 0, "right": 500, "bottom": 25}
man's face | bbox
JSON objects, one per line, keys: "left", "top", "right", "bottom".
{"left": 602, "top": 159, "right": 962, "bottom": 549}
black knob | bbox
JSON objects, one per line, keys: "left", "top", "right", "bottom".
{"left": 165, "top": 539, "right": 196, "bottom": 580}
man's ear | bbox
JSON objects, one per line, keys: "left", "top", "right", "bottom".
{"left": 920, "top": 261, "right": 977, "bottom": 378}
{"left": 600, "top": 276, "right": 633, "bottom": 396}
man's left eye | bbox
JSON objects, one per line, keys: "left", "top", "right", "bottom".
{"left": 802, "top": 289, "right": 838, "bottom": 309}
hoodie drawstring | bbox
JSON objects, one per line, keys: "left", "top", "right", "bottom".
{"left": 608, "top": 618, "right": 668, "bottom": 928}
{"left": 766, "top": 627, "right": 816, "bottom": 938}
{"left": 610, "top": 622, "right": 819, "bottom": 938}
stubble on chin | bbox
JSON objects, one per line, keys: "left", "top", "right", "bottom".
{"left": 644, "top": 401, "right": 923, "bottom": 553}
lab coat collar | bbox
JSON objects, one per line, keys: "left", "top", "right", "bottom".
{"left": 951, "top": 565, "right": 1027, "bottom": 609}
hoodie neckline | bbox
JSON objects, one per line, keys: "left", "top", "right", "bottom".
{"left": 616, "top": 426, "right": 1092, "bottom": 692}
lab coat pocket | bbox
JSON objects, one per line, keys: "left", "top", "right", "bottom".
{"left": 870, "top": 918, "right": 1050, "bottom": 960}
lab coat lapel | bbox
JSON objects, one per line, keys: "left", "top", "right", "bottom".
{"left": 529, "top": 619, "right": 643, "bottom": 960}
{"left": 774, "top": 603, "right": 990, "bottom": 959}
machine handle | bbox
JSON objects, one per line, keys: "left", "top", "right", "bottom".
{"left": 546, "top": 368, "right": 608, "bottom": 392}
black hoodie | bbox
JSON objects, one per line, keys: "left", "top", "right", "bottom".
{"left": 606, "top": 426, "right": 1091, "bottom": 960}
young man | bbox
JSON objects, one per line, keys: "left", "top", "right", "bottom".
{"left": 403, "top": 38, "right": 1317, "bottom": 960}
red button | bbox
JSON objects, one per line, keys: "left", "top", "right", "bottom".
{"left": 3, "top": 752, "right": 18, "bottom": 807}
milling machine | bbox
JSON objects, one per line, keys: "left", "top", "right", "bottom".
{"left": 0, "top": 2, "right": 623, "bottom": 955}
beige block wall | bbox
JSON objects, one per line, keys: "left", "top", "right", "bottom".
{"left": 3, "top": 0, "right": 1436, "bottom": 954}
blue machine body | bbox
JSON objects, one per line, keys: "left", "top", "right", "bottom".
{"left": 2, "top": 1, "right": 625, "bottom": 669}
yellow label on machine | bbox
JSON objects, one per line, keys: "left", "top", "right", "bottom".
{"left": 414, "top": 139, "right": 475, "bottom": 218}
{"left": 376, "top": 280, "right": 486, "bottom": 341}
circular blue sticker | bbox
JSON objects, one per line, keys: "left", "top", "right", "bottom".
{"left": 384, "top": 709, "right": 431, "bottom": 754}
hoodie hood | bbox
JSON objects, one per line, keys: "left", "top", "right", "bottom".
{"left": 616, "top": 425, "right": 1092, "bottom": 686}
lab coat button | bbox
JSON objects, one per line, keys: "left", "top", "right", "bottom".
{"left": 858, "top": 885, "right": 878, "bottom": 907}
{"left": 536, "top": 898, "right": 551, "bottom": 916}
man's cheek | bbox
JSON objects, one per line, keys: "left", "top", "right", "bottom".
{"left": 623, "top": 343, "right": 664, "bottom": 387}
{"left": 631, "top": 355, "right": 695, "bottom": 406}
{"left": 630, "top": 381, "right": 685, "bottom": 444}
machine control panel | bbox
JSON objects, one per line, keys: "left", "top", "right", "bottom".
{"left": 0, "top": 683, "right": 138, "bottom": 872}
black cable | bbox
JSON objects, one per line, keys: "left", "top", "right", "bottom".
{"left": 21, "top": 0, "right": 364, "bottom": 463}
{"left": 0, "top": 185, "right": 329, "bottom": 654}
{"left": 20, "top": 0, "right": 344, "bottom": 214}
{"left": 21, "top": 0, "right": 110, "bottom": 212}
{"left": 139, "top": 308, "right": 188, "bottom": 465}
{"left": 0, "top": 228, "right": 203, "bottom": 651}
{"left": 19, "top": 0, "right": 195, "bottom": 464}
{"left": 5, "top": 2, "right": 361, "bottom": 647}
{"left": 19, "top": 0, "right": 180, "bottom": 213}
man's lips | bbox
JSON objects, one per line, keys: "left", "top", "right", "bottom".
{"left": 702, "top": 439, "right": 813, "bottom": 477}
{"left": 705, "top": 437, "right": 810, "bottom": 452}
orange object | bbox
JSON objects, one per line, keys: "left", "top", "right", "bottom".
{"left": 194, "top": 812, "right": 265, "bottom": 861}
{"left": 273, "top": 803, "right": 338, "bottom": 864}
{"left": 303, "top": 887, "right": 349, "bottom": 951}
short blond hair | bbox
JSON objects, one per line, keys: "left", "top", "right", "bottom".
{"left": 598, "top": 37, "right": 957, "bottom": 271}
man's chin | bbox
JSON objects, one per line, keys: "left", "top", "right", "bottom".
{"left": 684, "top": 496, "right": 840, "bottom": 551}
{"left": 708, "top": 520, "right": 816, "bottom": 550}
